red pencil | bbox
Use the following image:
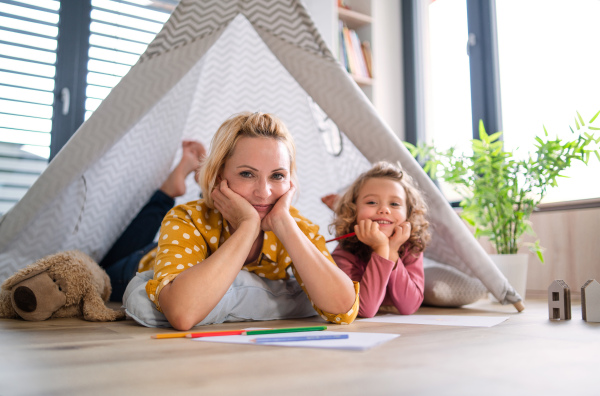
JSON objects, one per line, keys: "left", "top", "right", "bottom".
{"left": 325, "top": 232, "right": 356, "bottom": 243}
{"left": 185, "top": 330, "right": 245, "bottom": 338}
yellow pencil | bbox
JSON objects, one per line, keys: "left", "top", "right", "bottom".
{"left": 151, "top": 332, "right": 192, "bottom": 339}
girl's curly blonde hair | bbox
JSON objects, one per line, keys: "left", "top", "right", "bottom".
{"left": 330, "top": 161, "right": 431, "bottom": 261}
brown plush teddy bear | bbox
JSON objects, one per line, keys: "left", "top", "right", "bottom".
{"left": 0, "top": 250, "right": 125, "bottom": 322}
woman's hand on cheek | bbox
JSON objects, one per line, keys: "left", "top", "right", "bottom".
{"left": 261, "top": 184, "right": 296, "bottom": 233}
{"left": 212, "top": 180, "right": 260, "bottom": 234}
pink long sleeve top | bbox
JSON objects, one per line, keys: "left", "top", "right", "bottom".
{"left": 332, "top": 244, "right": 424, "bottom": 318}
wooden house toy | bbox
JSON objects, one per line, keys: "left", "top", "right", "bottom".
{"left": 548, "top": 280, "right": 571, "bottom": 320}
{"left": 581, "top": 279, "right": 600, "bottom": 323}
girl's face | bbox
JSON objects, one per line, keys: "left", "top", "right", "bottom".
{"left": 220, "top": 137, "right": 291, "bottom": 219}
{"left": 355, "top": 177, "right": 408, "bottom": 237}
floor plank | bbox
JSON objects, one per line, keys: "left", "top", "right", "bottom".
{"left": 1, "top": 298, "right": 598, "bottom": 395}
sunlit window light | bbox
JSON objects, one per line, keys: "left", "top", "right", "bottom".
{"left": 86, "top": 85, "right": 112, "bottom": 100}
{"left": 0, "top": 29, "right": 57, "bottom": 51}
{"left": 0, "top": 58, "right": 55, "bottom": 78}
{"left": 11, "top": 0, "right": 60, "bottom": 11}
{"left": 88, "top": 47, "right": 140, "bottom": 65}
{"left": 0, "top": 86, "right": 54, "bottom": 105}
{"left": 20, "top": 144, "right": 50, "bottom": 159}
{"left": 0, "top": 44, "right": 56, "bottom": 64}
{"left": 92, "top": 0, "right": 170, "bottom": 23}
{"left": 0, "top": 99, "right": 53, "bottom": 119}
{"left": 87, "top": 59, "right": 131, "bottom": 77}
{"left": 87, "top": 72, "right": 121, "bottom": 88}
{"left": 0, "top": 16, "right": 58, "bottom": 37}
{"left": 90, "top": 21, "right": 155, "bottom": 44}
{"left": 85, "top": 97, "right": 102, "bottom": 112}
{"left": 0, "top": 71, "right": 54, "bottom": 91}
{"left": 0, "top": 128, "right": 51, "bottom": 146}
{"left": 0, "top": 114, "right": 52, "bottom": 133}
{"left": 0, "top": 3, "right": 59, "bottom": 24}
{"left": 90, "top": 34, "right": 148, "bottom": 55}
{"left": 91, "top": 10, "right": 163, "bottom": 33}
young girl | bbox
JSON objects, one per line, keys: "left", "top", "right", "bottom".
{"left": 330, "top": 162, "right": 430, "bottom": 318}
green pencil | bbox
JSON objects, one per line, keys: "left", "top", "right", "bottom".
{"left": 244, "top": 325, "right": 327, "bottom": 336}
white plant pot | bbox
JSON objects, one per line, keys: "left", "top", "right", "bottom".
{"left": 489, "top": 253, "right": 529, "bottom": 302}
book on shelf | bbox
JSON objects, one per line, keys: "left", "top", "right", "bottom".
{"left": 338, "top": 23, "right": 372, "bottom": 80}
{"left": 361, "top": 41, "right": 373, "bottom": 78}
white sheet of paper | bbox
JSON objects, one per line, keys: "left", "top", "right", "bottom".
{"left": 358, "top": 314, "right": 509, "bottom": 327}
{"left": 192, "top": 330, "right": 400, "bottom": 351}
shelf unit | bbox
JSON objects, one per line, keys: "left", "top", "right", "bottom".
{"left": 337, "top": 1, "right": 373, "bottom": 95}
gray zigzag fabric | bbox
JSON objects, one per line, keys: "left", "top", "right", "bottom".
{"left": 0, "top": 0, "right": 520, "bottom": 306}
{"left": 141, "top": 0, "right": 331, "bottom": 62}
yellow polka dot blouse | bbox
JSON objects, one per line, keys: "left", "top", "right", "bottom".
{"left": 137, "top": 200, "right": 360, "bottom": 325}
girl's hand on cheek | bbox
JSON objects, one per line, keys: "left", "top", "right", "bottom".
{"left": 354, "top": 219, "right": 389, "bottom": 251}
{"left": 389, "top": 221, "right": 411, "bottom": 252}
{"left": 262, "top": 184, "right": 295, "bottom": 232}
{"left": 212, "top": 180, "right": 260, "bottom": 234}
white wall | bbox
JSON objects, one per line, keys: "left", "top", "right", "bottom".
{"left": 372, "top": 0, "right": 404, "bottom": 139}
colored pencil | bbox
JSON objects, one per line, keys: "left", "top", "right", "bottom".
{"left": 185, "top": 330, "right": 246, "bottom": 338}
{"left": 325, "top": 232, "right": 356, "bottom": 243}
{"left": 151, "top": 332, "right": 193, "bottom": 339}
{"left": 244, "top": 325, "right": 327, "bottom": 336}
{"left": 252, "top": 334, "right": 349, "bottom": 343}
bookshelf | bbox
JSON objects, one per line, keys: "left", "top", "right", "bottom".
{"left": 303, "top": 0, "right": 403, "bottom": 136}
{"left": 337, "top": 1, "right": 373, "bottom": 90}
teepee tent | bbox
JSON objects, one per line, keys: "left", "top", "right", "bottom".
{"left": 0, "top": 0, "right": 523, "bottom": 310}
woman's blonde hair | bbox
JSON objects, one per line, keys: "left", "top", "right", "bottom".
{"left": 198, "top": 112, "right": 297, "bottom": 207}
{"left": 330, "top": 161, "right": 431, "bottom": 260}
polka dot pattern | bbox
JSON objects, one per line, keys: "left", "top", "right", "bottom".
{"left": 139, "top": 200, "right": 359, "bottom": 324}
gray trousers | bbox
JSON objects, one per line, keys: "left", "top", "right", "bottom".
{"left": 122, "top": 270, "right": 316, "bottom": 328}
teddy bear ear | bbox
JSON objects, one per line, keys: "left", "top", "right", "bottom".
{"left": 1, "top": 266, "right": 50, "bottom": 292}
{"left": 0, "top": 289, "right": 18, "bottom": 319}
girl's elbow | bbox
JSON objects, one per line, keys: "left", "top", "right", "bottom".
{"left": 358, "top": 306, "right": 378, "bottom": 318}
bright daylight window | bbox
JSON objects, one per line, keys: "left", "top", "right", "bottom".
{"left": 0, "top": 0, "right": 59, "bottom": 215}
{"left": 496, "top": 0, "right": 600, "bottom": 203}
{"left": 86, "top": 0, "right": 174, "bottom": 120}
{"left": 426, "top": 0, "right": 472, "bottom": 202}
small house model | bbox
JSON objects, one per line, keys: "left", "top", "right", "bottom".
{"left": 548, "top": 280, "right": 571, "bottom": 320}
{"left": 581, "top": 279, "right": 600, "bottom": 323}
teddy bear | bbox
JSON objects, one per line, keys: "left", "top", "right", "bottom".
{"left": 0, "top": 250, "right": 125, "bottom": 322}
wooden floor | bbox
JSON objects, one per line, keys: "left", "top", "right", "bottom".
{"left": 1, "top": 297, "right": 598, "bottom": 396}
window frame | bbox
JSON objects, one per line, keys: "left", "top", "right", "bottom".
{"left": 403, "top": 0, "right": 598, "bottom": 211}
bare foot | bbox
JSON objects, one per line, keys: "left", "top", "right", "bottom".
{"left": 160, "top": 141, "right": 206, "bottom": 198}
{"left": 321, "top": 193, "right": 340, "bottom": 211}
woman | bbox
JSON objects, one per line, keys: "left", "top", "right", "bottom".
{"left": 126, "top": 112, "right": 358, "bottom": 330}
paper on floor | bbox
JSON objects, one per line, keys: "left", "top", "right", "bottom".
{"left": 359, "top": 314, "right": 509, "bottom": 327}
{"left": 191, "top": 330, "right": 399, "bottom": 351}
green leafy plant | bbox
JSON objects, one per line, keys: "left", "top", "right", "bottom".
{"left": 405, "top": 111, "right": 600, "bottom": 263}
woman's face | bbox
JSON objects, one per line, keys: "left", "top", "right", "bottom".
{"left": 220, "top": 137, "right": 291, "bottom": 219}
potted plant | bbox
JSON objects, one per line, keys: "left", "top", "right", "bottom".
{"left": 405, "top": 111, "right": 600, "bottom": 298}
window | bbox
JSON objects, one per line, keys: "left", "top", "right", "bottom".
{"left": 0, "top": 0, "right": 60, "bottom": 215}
{"left": 422, "top": 0, "right": 600, "bottom": 204}
{"left": 0, "top": 0, "right": 177, "bottom": 216}
{"left": 496, "top": 0, "right": 600, "bottom": 203}
{"left": 86, "top": 0, "right": 173, "bottom": 119}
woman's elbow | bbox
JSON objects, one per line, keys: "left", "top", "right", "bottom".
{"left": 166, "top": 310, "right": 204, "bottom": 331}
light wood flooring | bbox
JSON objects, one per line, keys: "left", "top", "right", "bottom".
{"left": 1, "top": 297, "right": 598, "bottom": 396}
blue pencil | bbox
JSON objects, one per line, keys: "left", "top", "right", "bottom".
{"left": 252, "top": 334, "right": 349, "bottom": 343}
